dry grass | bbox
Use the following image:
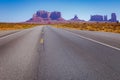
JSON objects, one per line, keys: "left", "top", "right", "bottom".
{"left": 52, "top": 22, "right": 120, "bottom": 33}
{"left": 1, "top": 22, "right": 120, "bottom": 33}
{"left": 0, "top": 23, "right": 40, "bottom": 30}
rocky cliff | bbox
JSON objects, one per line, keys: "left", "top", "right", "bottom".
{"left": 27, "top": 10, "right": 65, "bottom": 22}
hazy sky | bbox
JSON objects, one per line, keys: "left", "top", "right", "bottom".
{"left": 0, "top": 0, "right": 119, "bottom": 22}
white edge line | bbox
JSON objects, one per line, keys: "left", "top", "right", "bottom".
{"left": 67, "top": 30, "right": 120, "bottom": 51}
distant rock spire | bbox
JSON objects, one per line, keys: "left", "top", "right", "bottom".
{"left": 70, "top": 15, "right": 81, "bottom": 21}
{"left": 109, "top": 13, "right": 118, "bottom": 22}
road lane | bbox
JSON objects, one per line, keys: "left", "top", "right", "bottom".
{"left": 65, "top": 30, "right": 120, "bottom": 51}
{"left": 0, "top": 29, "right": 33, "bottom": 46}
{"left": 38, "top": 26, "right": 120, "bottom": 80}
{"left": 66, "top": 29, "right": 120, "bottom": 49}
{"left": 0, "top": 27, "right": 43, "bottom": 80}
{"left": 0, "top": 30, "right": 20, "bottom": 37}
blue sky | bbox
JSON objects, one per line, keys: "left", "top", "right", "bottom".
{"left": 0, "top": 0, "right": 120, "bottom": 22}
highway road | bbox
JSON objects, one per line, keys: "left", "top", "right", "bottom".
{"left": 0, "top": 26, "right": 120, "bottom": 80}
{"left": 0, "top": 30, "right": 20, "bottom": 37}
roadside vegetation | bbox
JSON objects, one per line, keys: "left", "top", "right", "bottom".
{"left": 0, "top": 23, "right": 40, "bottom": 30}
{"left": 1, "top": 22, "right": 120, "bottom": 33}
{"left": 53, "top": 22, "right": 120, "bottom": 33}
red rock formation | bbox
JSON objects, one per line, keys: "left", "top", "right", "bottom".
{"left": 27, "top": 10, "right": 65, "bottom": 22}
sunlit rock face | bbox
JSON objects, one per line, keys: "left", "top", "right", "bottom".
{"left": 27, "top": 10, "right": 65, "bottom": 22}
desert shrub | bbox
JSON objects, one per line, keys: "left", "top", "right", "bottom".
{"left": 0, "top": 23, "right": 40, "bottom": 30}
{"left": 53, "top": 22, "right": 120, "bottom": 33}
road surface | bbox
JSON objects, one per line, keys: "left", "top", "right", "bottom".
{"left": 0, "top": 26, "right": 120, "bottom": 80}
{"left": 0, "top": 30, "right": 20, "bottom": 37}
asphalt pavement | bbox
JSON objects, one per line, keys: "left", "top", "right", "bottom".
{"left": 0, "top": 26, "right": 120, "bottom": 80}
{"left": 0, "top": 27, "right": 43, "bottom": 80}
